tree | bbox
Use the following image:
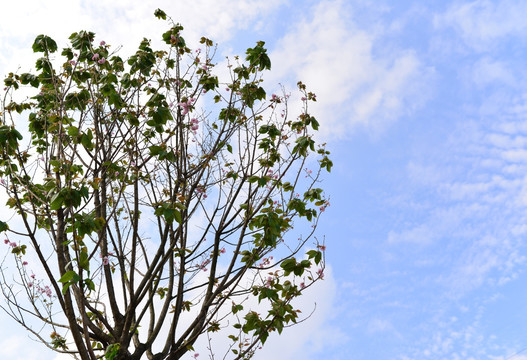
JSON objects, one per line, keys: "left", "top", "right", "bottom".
{"left": 0, "top": 9, "right": 331, "bottom": 360}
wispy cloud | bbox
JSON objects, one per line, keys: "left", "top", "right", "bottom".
{"left": 434, "top": 0, "right": 527, "bottom": 52}
{"left": 268, "top": 0, "right": 433, "bottom": 139}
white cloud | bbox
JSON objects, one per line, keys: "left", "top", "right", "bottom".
{"left": 367, "top": 318, "right": 395, "bottom": 334}
{"left": 253, "top": 267, "right": 347, "bottom": 360}
{"left": 435, "top": 0, "right": 527, "bottom": 51}
{"left": 387, "top": 224, "right": 436, "bottom": 245}
{"left": 0, "top": 334, "right": 49, "bottom": 360}
{"left": 471, "top": 58, "right": 516, "bottom": 88}
{"left": 0, "top": 0, "right": 284, "bottom": 76}
{"left": 268, "top": 0, "right": 432, "bottom": 139}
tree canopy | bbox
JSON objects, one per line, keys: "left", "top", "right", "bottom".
{"left": 0, "top": 9, "right": 331, "bottom": 360}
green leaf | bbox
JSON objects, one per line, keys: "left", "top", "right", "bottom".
{"left": 49, "top": 192, "right": 64, "bottom": 211}
{"left": 245, "top": 41, "right": 271, "bottom": 71}
{"left": 58, "top": 270, "right": 80, "bottom": 284}
{"left": 20, "top": 73, "right": 40, "bottom": 87}
{"left": 67, "top": 126, "right": 79, "bottom": 137}
{"left": 105, "top": 343, "right": 120, "bottom": 360}
{"left": 84, "top": 278, "right": 95, "bottom": 292}
{"left": 311, "top": 116, "right": 320, "bottom": 130}
{"left": 32, "top": 35, "right": 58, "bottom": 53}
{"left": 232, "top": 304, "right": 243, "bottom": 314}
{"left": 79, "top": 249, "right": 90, "bottom": 271}
{"left": 280, "top": 258, "right": 297, "bottom": 275}
{"left": 154, "top": 9, "right": 167, "bottom": 20}
{"left": 69, "top": 31, "right": 95, "bottom": 52}
{"left": 149, "top": 145, "right": 163, "bottom": 156}
{"left": 0, "top": 221, "right": 8, "bottom": 232}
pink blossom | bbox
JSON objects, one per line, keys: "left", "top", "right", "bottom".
{"left": 190, "top": 118, "right": 199, "bottom": 131}
{"left": 300, "top": 282, "right": 306, "bottom": 289}
{"left": 100, "top": 40, "right": 106, "bottom": 46}
{"left": 178, "top": 98, "right": 195, "bottom": 116}
{"left": 102, "top": 256, "right": 109, "bottom": 266}
{"left": 220, "top": 248, "right": 226, "bottom": 254}
{"left": 28, "top": 282, "right": 33, "bottom": 288}
{"left": 316, "top": 269, "right": 324, "bottom": 280}
{"left": 22, "top": 261, "right": 28, "bottom": 266}
{"left": 30, "top": 274, "right": 36, "bottom": 279}
{"left": 9, "top": 242, "right": 16, "bottom": 247}
{"left": 98, "top": 58, "right": 106, "bottom": 64}
{"left": 301, "top": 96, "right": 307, "bottom": 101}
{"left": 3, "top": 239, "right": 8, "bottom": 244}
{"left": 69, "top": 60, "right": 77, "bottom": 66}
{"left": 318, "top": 245, "right": 326, "bottom": 252}
{"left": 200, "top": 259, "right": 210, "bottom": 271}
{"left": 193, "top": 354, "right": 199, "bottom": 359}
{"left": 92, "top": 53, "right": 100, "bottom": 60}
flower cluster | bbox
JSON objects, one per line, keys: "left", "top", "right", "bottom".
{"left": 99, "top": 251, "right": 114, "bottom": 266}
{"left": 319, "top": 200, "right": 330, "bottom": 213}
{"left": 91, "top": 53, "right": 106, "bottom": 64}
{"left": 28, "top": 274, "right": 53, "bottom": 298}
{"left": 316, "top": 268, "right": 324, "bottom": 280}
{"left": 190, "top": 118, "right": 199, "bottom": 133}
{"left": 196, "top": 186, "right": 207, "bottom": 199}
{"left": 178, "top": 98, "right": 195, "bottom": 115}
{"left": 4, "top": 239, "right": 16, "bottom": 247}
{"left": 199, "top": 259, "right": 210, "bottom": 272}
{"left": 266, "top": 169, "right": 278, "bottom": 179}
{"left": 258, "top": 256, "right": 273, "bottom": 268}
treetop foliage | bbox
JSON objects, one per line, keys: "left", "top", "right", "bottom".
{"left": 0, "top": 9, "right": 331, "bottom": 360}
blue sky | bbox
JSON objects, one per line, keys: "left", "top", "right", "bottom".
{"left": 2, "top": 1, "right": 527, "bottom": 359}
